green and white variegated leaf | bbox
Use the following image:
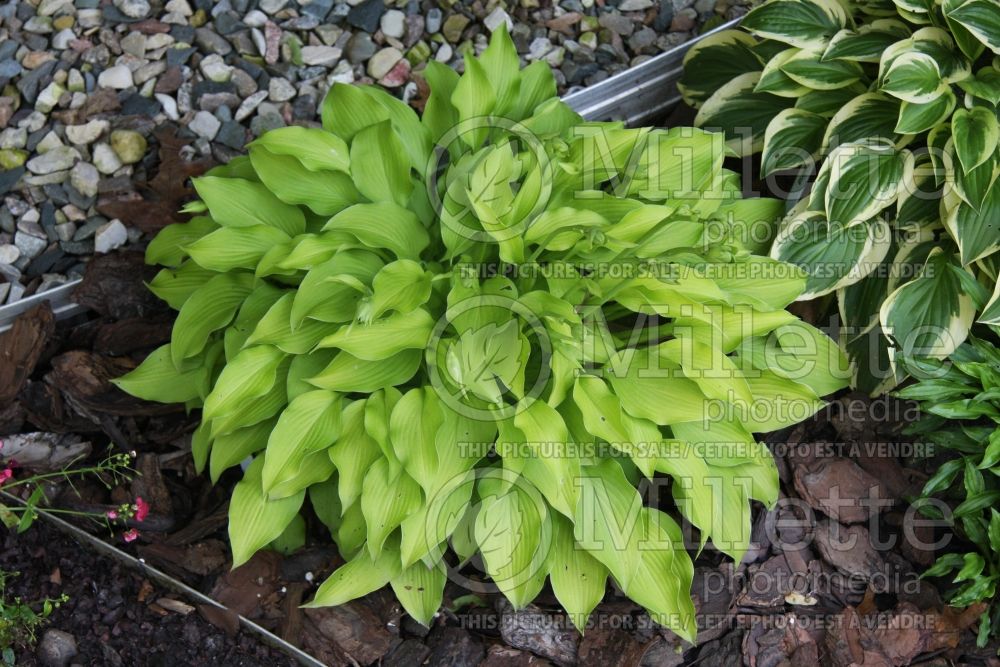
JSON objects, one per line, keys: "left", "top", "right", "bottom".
{"left": 694, "top": 72, "right": 795, "bottom": 156}
{"left": 896, "top": 158, "right": 943, "bottom": 229}
{"left": 950, "top": 142, "right": 998, "bottom": 210}
{"left": 795, "top": 84, "right": 869, "bottom": 116}
{"left": 951, "top": 107, "right": 1000, "bottom": 173}
{"left": 896, "top": 89, "right": 957, "bottom": 134}
{"left": 980, "top": 278, "right": 1000, "bottom": 324}
{"left": 740, "top": 0, "right": 849, "bottom": 50}
{"left": 822, "top": 92, "right": 903, "bottom": 153}
{"left": 771, "top": 210, "right": 893, "bottom": 298}
{"left": 892, "top": 0, "right": 934, "bottom": 14}
{"left": 945, "top": 176, "right": 1000, "bottom": 265}
{"left": 678, "top": 30, "right": 764, "bottom": 107}
{"left": 880, "top": 248, "right": 977, "bottom": 360}
{"left": 780, "top": 49, "right": 865, "bottom": 90}
{"left": 958, "top": 66, "right": 1000, "bottom": 104}
{"left": 755, "top": 48, "right": 812, "bottom": 97}
{"left": 946, "top": 0, "right": 1000, "bottom": 55}
{"left": 911, "top": 27, "right": 973, "bottom": 84}
{"left": 881, "top": 52, "right": 946, "bottom": 104}
{"left": 822, "top": 21, "right": 912, "bottom": 62}
{"left": 942, "top": 0, "right": 988, "bottom": 60}
{"left": 761, "top": 108, "right": 828, "bottom": 176}
{"left": 823, "top": 139, "right": 907, "bottom": 227}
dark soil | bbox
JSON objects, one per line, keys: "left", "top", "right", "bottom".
{"left": 2, "top": 250, "right": 1000, "bottom": 666}
{"left": 0, "top": 521, "right": 298, "bottom": 666}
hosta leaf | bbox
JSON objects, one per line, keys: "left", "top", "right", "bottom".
{"left": 250, "top": 126, "right": 350, "bottom": 173}
{"left": 740, "top": 0, "right": 848, "bottom": 50}
{"left": 145, "top": 216, "right": 218, "bottom": 267}
{"left": 824, "top": 140, "right": 905, "bottom": 227}
{"left": 742, "top": 369, "right": 826, "bottom": 431}
{"left": 880, "top": 249, "right": 977, "bottom": 359}
{"left": 947, "top": 0, "right": 1000, "bottom": 55}
{"left": 952, "top": 107, "right": 1000, "bottom": 173}
{"left": 945, "top": 179, "right": 1000, "bottom": 265}
{"left": 262, "top": 390, "right": 342, "bottom": 497}
{"left": 389, "top": 388, "right": 443, "bottom": 496}
{"left": 290, "top": 249, "right": 384, "bottom": 327}
{"left": 515, "top": 60, "right": 557, "bottom": 119}
{"left": 549, "top": 513, "right": 608, "bottom": 632}
{"left": 203, "top": 345, "right": 286, "bottom": 423}
{"left": 349, "top": 120, "right": 413, "bottom": 207}
{"left": 761, "top": 108, "right": 828, "bottom": 177}
{"left": 249, "top": 147, "right": 362, "bottom": 216}
{"left": 209, "top": 418, "right": 275, "bottom": 483}
{"left": 244, "top": 294, "right": 340, "bottom": 355}
{"left": 328, "top": 400, "right": 381, "bottom": 511}
{"left": 112, "top": 343, "right": 211, "bottom": 404}
{"left": 981, "top": 279, "right": 1000, "bottom": 324}
{"left": 881, "top": 52, "right": 945, "bottom": 104}
{"left": 315, "top": 309, "right": 435, "bottom": 360}
{"left": 756, "top": 48, "right": 812, "bottom": 98}
{"left": 229, "top": 456, "right": 304, "bottom": 568}
{"left": 320, "top": 82, "right": 390, "bottom": 142}
{"left": 479, "top": 25, "right": 521, "bottom": 117}
{"left": 185, "top": 224, "right": 290, "bottom": 272}
{"left": 823, "top": 25, "right": 911, "bottom": 62}
{"left": 361, "top": 260, "right": 432, "bottom": 322}
{"left": 512, "top": 400, "right": 581, "bottom": 519}
{"left": 389, "top": 560, "right": 447, "bottom": 626}
{"left": 779, "top": 49, "right": 865, "bottom": 90}
{"left": 475, "top": 485, "right": 550, "bottom": 609}
{"left": 192, "top": 176, "right": 306, "bottom": 236}
{"left": 308, "top": 349, "right": 422, "bottom": 393}
{"left": 306, "top": 541, "right": 402, "bottom": 607}
{"left": 958, "top": 66, "right": 1000, "bottom": 104}
{"left": 421, "top": 60, "right": 460, "bottom": 144}
{"left": 171, "top": 272, "right": 255, "bottom": 367}
{"left": 361, "top": 458, "right": 423, "bottom": 558}
{"left": 895, "top": 89, "right": 957, "bottom": 134}
{"left": 695, "top": 72, "right": 795, "bottom": 156}
{"left": 822, "top": 93, "right": 901, "bottom": 153}
{"left": 678, "top": 30, "right": 764, "bottom": 106}
{"left": 322, "top": 202, "right": 429, "bottom": 260}
{"left": 452, "top": 53, "right": 496, "bottom": 149}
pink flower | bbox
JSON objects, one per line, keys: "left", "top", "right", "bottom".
{"left": 107, "top": 510, "right": 119, "bottom": 520}
{"left": 0, "top": 468, "right": 12, "bottom": 486}
{"left": 122, "top": 529, "right": 139, "bottom": 543}
{"left": 134, "top": 497, "right": 150, "bottom": 522}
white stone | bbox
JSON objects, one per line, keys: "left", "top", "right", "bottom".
{"left": 35, "top": 131, "right": 64, "bottom": 154}
{"left": 67, "top": 69, "right": 85, "bottom": 92}
{"left": 92, "top": 142, "right": 123, "bottom": 174}
{"left": 120, "top": 32, "right": 147, "bottom": 57}
{"left": 98, "top": 65, "right": 134, "bottom": 90}
{"left": 268, "top": 77, "right": 296, "bottom": 102}
{"left": 35, "top": 82, "right": 66, "bottom": 113}
{"left": 26, "top": 146, "right": 78, "bottom": 174}
{"left": 164, "top": 0, "right": 193, "bottom": 15}
{"left": 0, "top": 244, "right": 20, "bottom": 264}
{"left": 77, "top": 9, "right": 103, "bottom": 28}
{"left": 0, "top": 128, "right": 27, "bottom": 150}
{"left": 65, "top": 119, "right": 110, "bottom": 145}
{"left": 259, "top": 0, "right": 288, "bottom": 13}
{"left": 155, "top": 94, "right": 180, "bottom": 121}
{"left": 483, "top": 7, "right": 513, "bottom": 33}
{"left": 52, "top": 28, "right": 77, "bottom": 50}
{"left": 243, "top": 10, "right": 268, "bottom": 27}
{"left": 619, "top": 0, "right": 654, "bottom": 8}
{"left": 37, "top": 0, "right": 73, "bottom": 16}
{"left": 234, "top": 90, "right": 268, "bottom": 121}
{"left": 300, "top": 46, "right": 342, "bottom": 66}
{"left": 189, "top": 110, "right": 221, "bottom": 140}
{"left": 435, "top": 43, "right": 453, "bottom": 63}
{"left": 94, "top": 219, "right": 128, "bottom": 254}
{"left": 199, "top": 54, "right": 232, "bottom": 82}
{"left": 380, "top": 10, "right": 406, "bottom": 39}
{"left": 114, "top": 0, "right": 152, "bottom": 19}
{"left": 146, "top": 34, "right": 175, "bottom": 50}
{"left": 14, "top": 232, "right": 48, "bottom": 259}
{"left": 367, "top": 48, "right": 402, "bottom": 80}
{"left": 69, "top": 162, "right": 100, "bottom": 197}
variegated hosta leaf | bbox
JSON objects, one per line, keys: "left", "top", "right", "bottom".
{"left": 678, "top": 30, "right": 764, "bottom": 107}
{"left": 895, "top": 89, "right": 957, "bottom": 134}
{"left": 823, "top": 140, "right": 907, "bottom": 227}
{"left": 740, "top": 0, "right": 849, "bottom": 50}
{"left": 755, "top": 48, "right": 812, "bottom": 98}
{"left": 120, "top": 26, "right": 850, "bottom": 634}
{"left": 779, "top": 49, "right": 866, "bottom": 90}
{"left": 881, "top": 52, "right": 947, "bottom": 103}
{"left": 946, "top": 0, "right": 1000, "bottom": 55}
{"left": 823, "top": 22, "right": 912, "bottom": 62}
{"left": 951, "top": 107, "right": 1000, "bottom": 173}
{"left": 823, "top": 93, "right": 902, "bottom": 153}
{"left": 958, "top": 65, "right": 1000, "bottom": 104}
{"left": 762, "top": 108, "right": 828, "bottom": 176}
{"left": 880, "top": 248, "right": 977, "bottom": 359}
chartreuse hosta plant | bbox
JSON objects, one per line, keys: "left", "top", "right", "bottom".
{"left": 115, "top": 28, "right": 848, "bottom": 636}
{"left": 897, "top": 337, "right": 1000, "bottom": 644}
{"left": 679, "top": 0, "right": 1000, "bottom": 393}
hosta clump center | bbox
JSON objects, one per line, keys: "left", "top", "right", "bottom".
{"left": 116, "top": 28, "right": 849, "bottom": 636}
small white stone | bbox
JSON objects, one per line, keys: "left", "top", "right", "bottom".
{"left": 243, "top": 9, "right": 268, "bottom": 27}
{"left": 259, "top": 0, "right": 288, "bottom": 13}
{"left": 35, "top": 131, "right": 64, "bottom": 154}
{"left": 52, "top": 28, "right": 77, "bottom": 50}
{"left": 94, "top": 219, "right": 128, "bottom": 254}
{"left": 26, "top": 146, "right": 78, "bottom": 174}
{"left": 77, "top": 9, "right": 103, "bottom": 28}
{"left": 65, "top": 119, "right": 110, "bottom": 145}
{"left": 483, "top": 7, "right": 513, "bottom": 33}
{"left": 300, "top": 45, "right": 342, "bottom": 66}
{"left": 0, "top": 244, "right": 21, "bottom": 265}
{"left": 164, "top": 0, "right": 193, "bottom": 15}
{"left": 234, "top": 90, "right": 268, "bottom": 121}
{"left": 268, "top": 77, "right": 296, "bottom": 102}
{"left": 35, "top": 82, "right": 66, "bottom": 113}
{"left": 114, "top": 0, "right": 152, "bottom": 19}
{"left": 0, "top": 128, "right": 27, "bottom": 150}
{"left": 155, "top": 94, "right": 180, "bottom": 121}
{"left": 619, "top": 0, "right": 654, "bottom": 8}
{"left": 70, "top": 162, "right": 100, "bottom": 197}
{"left": 435, "top": 43, "right": 453, "bottom": 63}
{"left": 67, "top": 69, "right": 86, "bottom": 92}
{"left": 367, "top": 48, "right": 402, "bottom": 80}
{"left": 380, "top": 10, "right": 406, "bottom": 39}
{"left": 92, "top": 142, "right": 123, "bottom": 174}
{"left": 98, "top": 65, "right": 134, "bottom": 90}
{"left": 199, "top": 54, "right": 233, "bottom": 82}
{"left": 37, "top": 0, "right": 73, "bottom": 16}
{"left": 189, "top": 110, "right": 221, "bottom": 140}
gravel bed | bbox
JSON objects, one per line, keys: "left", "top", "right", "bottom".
{"left": 0, "top": 0, "right": 747, "bottom": 305}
